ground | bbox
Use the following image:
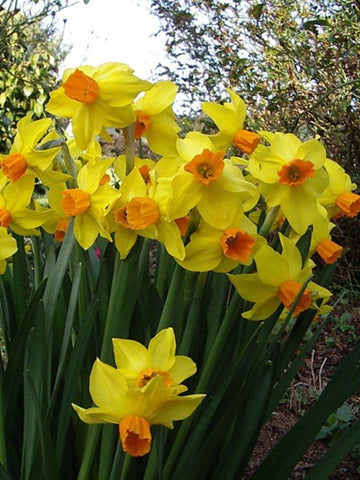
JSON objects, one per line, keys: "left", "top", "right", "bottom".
{"left": 244, "top": 287, "right": 360, "bottom": 479}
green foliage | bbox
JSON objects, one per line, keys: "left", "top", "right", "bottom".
{"left": 316, "top": 403, "right": 354, "bottom": 440}
{"left": 0, "top": 2, "right": 69, "bottom": 151}
{"left": 145, "top": 0, "right": 360, "bottom": 169}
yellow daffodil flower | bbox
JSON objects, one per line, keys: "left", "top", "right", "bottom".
{"left": 291, "top": 212, "right": 343, "bottom": 265}
{"left": 202, "top": 88, "right": 261, "bottom": 154}
{"left": 167, "top": 132, "right": 258, "bottom": 229}
{"left": 248, "top": 132, "right": 329, "bottom": 234}
{"left": 319, "top": 158, "right": 360, "bottom": 219}
{"left": 133, "top": 81, "right": 180, "bottom": 156}
{"left": 178, "top": 213, "right": 265, "bottom": 273}
{"left": 0, "top": 227, "right": 17, "bottom": 274}
{"left": 0, "top": 115, "right": 61, "bottom": 187}
{"left": 105, "top": 167, "right": 185, "bottom": 260}
{"left": 46, "top": 62, "right": 151, "bottom": 150}
{"left": 229, "top": 234, "right": 331, "bottom": 321}
{"left": 72, "top": 333, "right": 205, "bottom": 457}
{"left": 0, "top": 176, "right": 50, "bottom": 236}
{"left": 112, "top": 328, "right": 196, "bottom": 388}
{"left": 61, "top": 159, "right": 119, "bottom": 249}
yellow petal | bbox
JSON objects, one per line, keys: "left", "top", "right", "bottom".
{"left": 72, "top": 404, "right": 120, "bottom": 424}
{"left": 112, "top": 338, "right": 148, "bottom": 372}
{"left": 148, "top": 328, "right": 176, "bottom": 371}
{"left": 89, "top": 359, "right": 128, "bottom": 415}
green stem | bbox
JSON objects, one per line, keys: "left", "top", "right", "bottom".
{"left": 163, "top": 292, "right": 243, "bottom": 479}
{"left": 97, "top": 425, "right": 117, "bottom": 480}
{"left": 119, "top": 454, "right": 132, "bottom": 480}
{"left": 31, "top": 235, "right": 42, "bottom": 290}
{"left": 156, "top": 264, "right": 186, "bottom": 333}
{"left": 123, "top": 124, "right": 135, "bottom": 175}
{"left": 0, "top": 371, "right": 7, "bottom": 470}
{"left": 61, "top": 143, "right": 77, "bottom": 186}
{"left": 258, "top": 206, "right": 280, "bottom": 238}
{"left": 77, "top": 425, "right": 101, "bottom": 480}
{"left": 179, "top": 272, "right": 207, "bottom": 355}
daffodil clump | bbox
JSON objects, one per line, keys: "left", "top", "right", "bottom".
{"left": 0, "top": 62, "right": 359, "bottom": 479}
{"left": 1, "top": 65, "right": 357, "bottom": 316}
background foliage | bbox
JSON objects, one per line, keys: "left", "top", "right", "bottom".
{"left": 144, "top": 0, "right": 360, "bottom": 173}
{"left": 0, "top": 0, "right": 69, "bottom": 151}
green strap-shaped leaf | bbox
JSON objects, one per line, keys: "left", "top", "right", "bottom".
{"left": 212, "top": 361, "right": 274, "bottom": 479}
{"left": 0, "top": 463, "right": 13, "bottom": 480}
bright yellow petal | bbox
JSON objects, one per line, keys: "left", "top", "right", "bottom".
{"left": 168, "top": 356, "right": 196, "bottom": 385}
{"left": 197, "top": 187, "right": 237, "bottom": 229}
{"left": 0, "top": 227, "right": 17, "bottom": 260}
{"left": 242, "top": 296, "right": 281, "bottom": 321}
{"left": 46, "top": 88, "right": 80, "bottom": 118}
{"left": 176, "top": 132, "right": 215, "bottom": 163}
{"left": 112, "top": 338, "right": 148, "bottom": 372}
{"left": 168, "top": 173, "right": 203, "bottom": 220}
{"left": 201, "top": 102, "right": 238, "bottom": 134}
{"left": 72, "top": 404, "right": 120, "bottom": 424}
{"left": 114, "top": 228, "right": 138, "bottom": 259}
{"left": 229, "top": 272, "right": 278, "bottom": 303}
{"left": 73, "top": 213, "right": 100, "bottom": 250}
{"left": 150, "top": 394, "right": 205, "bottom": 428}
{"left": 156, "top": 218, "right": 185, "bottom": 260}
{"left": 89, "top": 359, "right": 128, "bottom": 415}
{"left": 255, "top": 245, "right": 290, "bottom": 287}
{"left": 148, "top": 328, "right": 176, "bottom": 371}
{"left": 135, "top": 81, "right": 178, "bottom": 115}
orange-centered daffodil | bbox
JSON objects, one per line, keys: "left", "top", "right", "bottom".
{"left": 72, "top": 330, "right": 205, "bottom": 457}
{"left": 46, "top": 62, "right": 151, "bottom": 150}
{"left": 247, "top": 132, "right": 329, "bottom": 234}
{"left": 229, "top": 234, "right": 331, "bottom": 321}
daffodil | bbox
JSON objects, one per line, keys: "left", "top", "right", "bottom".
{"left": 0, "top": 176, "right": 50, "bottom": 236}
{"left": 61, "top": 159, "right": 119, "bottom": 249}
{"left": 202, "top": 88, "right": 261, "bottom": 154}
{"left": 105, "top": 167, "right": 185, "bottom": 260}
{"left": 46, "top": 62, "right": 151, "bottom": 150}
{"left": 112, "top": 328, "right": 196, "bottom": 388}
{"left": 132, "top": 81, "right": 180, "bottom": 156}
{"left": 229, "top": 234, "right": 331, "bottom": 321}
{"left": 319, "top": 158, "right": 360, "bottom": 219}
{"left": 291, "top": 212, "right": 343, "bottom": 264}
{"left": 72, "top": 332, "right": 205, "bottom": 457}
{"left": 0, "top": 115, "right": 61, "bottom": 187}
{"left": 247, "top": 132, "right": 329, "bottom": 234}
{"left": 167, "top": 132, "right": 258, "bottom": 229}
{"left": 0, "top": 227, "right": 17, "bottom": 274}
{"left": 178, "top": 213, "right": 265, "bottom": 273}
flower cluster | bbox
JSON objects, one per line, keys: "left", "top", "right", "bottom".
{"left": 0, "top": 62, "right": 359, "bottom": 319}
{"left": 72, "top": 328, "right": 205, "bottom": 457}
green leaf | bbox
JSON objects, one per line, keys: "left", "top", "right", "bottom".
{"left": 0, "top": 463, "right": 13, "bottom": 480}
{"left": 55, "top": 298, "right": 98, "bottom": 464}
{"left": 214, "top": 361, "right": 274, "bottom": 479}
{"left": 251, "top": 344, "right": 360, "bottom": 480}
{"left": 250, "top": 3, "right": 266, "bottom": 21}
{"left": 304, "top": 418, "right": 360, "bottom": 480}
{"left": 336, "top": 404, "right": 352, "bottom": 423}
